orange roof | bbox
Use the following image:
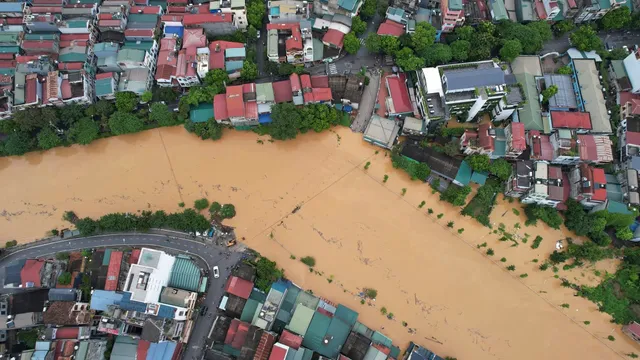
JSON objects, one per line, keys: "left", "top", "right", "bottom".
{"left": 286, "top": 26, "right": 302, "bottom": 51}
{"left": 551, "top": 111, "right": 592, "bottom": 130}
{"left": 311, "top": 88, "right": 332, "bottom": 102}
{"left": 322, "top": 29, "right": 345, "bottom": 48}
{"left": 183, "top": 13, "right": 232, "bottom": 26}
{"left": 21, "top": 259, "right": 44, "bottom": 287}
{"left": 224, "top": 275, "right": 252, "bottom": 298}
{"left": 208, "top": 40, "right": 244, "bottom": 69}
{"left": 104, "top": 251, "right": 122, "bottom": 291}
{"left": 300, "top": 74, "right": 312, "bottom": 89}
{"left": 183, "top": 28, "right": 207, "bottom": 49}
{"left": 214, "top": 93, "right": 228, "bottom": 120}
{"left": 290, "top": 73, "right": 301, "bottom": 92}
{"left": 225, "top": 86, "right": 245, "bottom": 119}
{"left": 377, "top": 20, "right": 405, "bottom": 37}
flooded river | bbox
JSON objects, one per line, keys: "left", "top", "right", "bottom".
{"left": 0, "top": 126, "right": 638, "bottom": 359}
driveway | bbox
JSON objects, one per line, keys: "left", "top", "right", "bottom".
{"left": 351, "top": 70, "right": 380, "bottom": 133}
{"left": 0, "top": 232, "right": 244, "bottom": 360}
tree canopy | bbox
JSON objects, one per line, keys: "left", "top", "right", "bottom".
{"left": 246, "top": 1, "right": 265, "bottom": 28}
{"left": 395, "top": 47, "right": 424, "bottom": 71}
{"left": 466, "top": 154, "right": 490, "bottom": 172}
{"left": 270, "top": 103, "right": 302, "bottom": 140}
{"left": 69, "top": 118, "right": 100, "bottom": 145}
{"left": 450, "top": 40, "right": 471, "bottom": 62}
{"left": 411, "top": 22, "right": 437, "bottom": 56}
{"left": 499, "top": 39, "right": 522, "bottom": 62}
{"left": 36, "top": 127, "right": 62, "bottom": 150}
{"left": 601, "top": 7, "right": 631, "bottom": 30}
{"left": 241, "top": 60, "right": 258, "bottom": 81}
{"left": 570, "top": 25, "right": 602, "bottom": 52}
{"left": 351, "top": 16, "right": 367, "bottom": 35}
{"left": 360, "top": 0, "right": 377, "bottom": 18}
{"left": 343, "top": 32, "right": 361, "bottom": 55}
{"left": 149, "top": 103, "right": 177, "bottom": 127}
{"left": 424, "top": 43, "right": 453, "bottom": 66}
{"left": 489, "top": 158, "right": 512, "bottom": 181}
{"left": 108, "top": 112, "right": 144, "bottom": 135}
{"left": 365, "top": 33, "right": 381, "bottom": 53}
{"left": 115, "top": 91, "right": 139, "bottom": 113}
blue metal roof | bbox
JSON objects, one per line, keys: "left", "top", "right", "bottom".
{"left": 90, "top": 290, "right": 124, "bottom": 311}
{"left": 225, "top": 60, "right": 243, "bottom": 72}
{"left": 146, "top": 341, "right": 177, "bottom": 360}
{"left": 0, "top": 3, "right": 24, "bottom": 12}
{"left": 259, "top": 113, "right": 272, "bottom": 124}
{"left": 225, "top": 47, "right": 246, "bottom": 58}
{"left": 158, "top": 305, "right": 176, "bottom": 319}
{"left": 164, "top": 26, "right": 184, "bottom": 38}
{"left": 117, "top": 292, "right": 147, "bottom": 313}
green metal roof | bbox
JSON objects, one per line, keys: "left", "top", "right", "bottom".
{"left": 454, "top": 161, "right": 472, "bottom": 186}
{"left": 117, "top": 48, "right": 145, "bottom": 62}
{"left": 95, "top": 78, "right": 115, "bottom": 97}
{"left": 75, "top": 341, "right": 89, "bottom": 360}
{"left": 493, "top": 139, "right": 507, "bottom": 156}
{"left": 606, "top": 200, "right": 632, "bottom": 215}
{"left": 222, "top": 345, "right": 240, "bottom": 357}
{"left": 352, "top": 321, "right": 374, "bottom": 338}
{"left": 321, "top": 317, "right": 351, "bottom": 358}
{"left": 149, "top": 0, "right": 167, "bottom": 6}
{"left": 0, "top": 68, "right": 15, "bottom": 76}
{"left": 295, "top": 291, "right": 319, "bottom": 309}
{"left": 66, "top": 20, "right": 89, "bottom": 28}
{"left": 0, "top": 46, "right": 19, "bottom": 54}
{"left": 249, "top": 288, "right": 267, "bottom": 303}
{"left": 256, "top": 82, "right": 275, "bottom": 102}
{"left": 59, "top": 52, "right": 86, "bottom": 62}
{"left": 190, "top": 103, "right": 214, "bottom": 123}
{"left": 334, "top": 304, "right": 358, "bottom": 327}
{"left": 390, "top": 346, "right": 400, "bottom": 359}
{"left": 240, "top": 298, "right": 261, "bottom": 322}
{"left": 111, "top": 336, "right": 138, "bottom": 360}
{"left": 598, "top": 0, "right": 611, "bottom": 9}
{"left": 514, "top": 73, "right": 544, "bottom": 131}
{"left": 169, "top": 257, "right": 201, "bottom": 291}
{"left": 0, "top": 33, "right": 18, "bottom": 43}
{"left": 128, "top": 14, "right": 159, "bottom": 23}
{"left": 103, "top": 249, "right": 112, "bottom": 266}
{"left": 611, "top": 60, "right": 627, "bottom": 79}
{"left": 470, "top": 171, "right": 488, "bottom": 185}
{"left": 280, "top": 285, "right": 300, "bottom": 313}
{"left": 302, "top": 312, "right": 331, "bottom": 354}
{"left": 337, "top": 0, "right": 359, "bottom": 11}
{"left": 491, "top": 0, "right": 508, "bottom": 20}
{"left": 449, "top": 0, "right": 463, "bottom": 10}
{"left": 286, "top": 305, "right": 315, "bottom": 336}
{"left": 24, "top": 33, "right": 58, "bottom": 41}
{"left": 370, "top": 331, "right": 392, "bottom": 347}
{"left": 122, "top": 41, "right": 154, "bottom": 51}
{"left": 313, "top": 38, "right": 324, "bottom": 62}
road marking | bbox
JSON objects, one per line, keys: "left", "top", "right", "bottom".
{"left": 328, "top": 64, "right": 338, "bottom": 75}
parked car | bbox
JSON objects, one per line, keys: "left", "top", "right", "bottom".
{"left": 213, "top": 266, "right": 220, "bottom": 278}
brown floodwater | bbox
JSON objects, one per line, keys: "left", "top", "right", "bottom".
{"left": 0, "top": 126, "right": 638, "bottom": 359}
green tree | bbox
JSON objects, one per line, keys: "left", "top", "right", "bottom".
{"left": 601, "top": 7, "right": 631, "bottom": 30}
{"left": 108, "top": 112, "right": 144, "bottom": 135}
{"left": 360, "top": 0, "right": 377, "bottom": 18}
{"left": 469, "top": 32, "right": 496, "bottom": 61}
{"left": 184, "top": 118, "right": 223, "bottom": 140}
{"left": 489, "top": 158, "right": 513, "bottom": 181}
{"left": 440, "top": 185, "right": 471, "bottom": 206}
{"left": 411, "top": 22, "right": 437, "bottom": 56}
{"left": 94, "top": 99, "right": 115, "bottom": 121}
{"left": 498, "top": 22, "right": 542, "bottom": 54}
{"left": 423, "top": 43, "right": 452, "bottom": 66}
{"left": 455, "top": 25, "right": 475, "bottom": 41}
{"left": 570, "top": 25, "right": 603, "bottom": 51}
{"left": 380, "top": 35, "right": 400, "bottom": 55}
{"left": 500, "top": 39, "right": 523, "bottom": 62}
{"left": 247, "top": 25, "right": 258, "bottom": 42}
{"left": 616, "top": 227, "right": 634, "bottom": 241}
{"left": 59, "top": 103, "right": 86, "bottom": 128}
{"left": 209, "top": 201, "right": 222, "bottom": 215}
{"left": 149, "top": 103, "right": 177, "bottom": 127}
{"left": 221, "top": 204, "right": 236, "bottom": 219}
{"left": 352, "top": 16, "right": 367, "bottom": 36}
{"left": 69, "top": 118, "right": 99, "bottom": 145}
{"left": 477, "top": 21, "right": 496, "bottom": 34}
{"left": 450, "top": 40, "right": 471, "bottom": 62}
{"left": 194, "top": 198, "right": 209, "bottom": 211}
{"left": 141, "top": 90, "right": 153, "bottom": 103}
{"left": 36, "top": 127, "right": 61, "bottom": 150}
{"left": 553, "top": 20, "right": 575, "bottom": 35}
{"left": 467, "top": 154, "right": 490, "bottom": 171}
{"left": 203, "top": 69, "right": 230, "bottom": 89}
{"left": 343, "top": 32, "right": 361, "bottom": 55}
{"left": 56, "top": 252, "right": 70, "bottom": 260}
{"left": 541, "top": 85, "right": 559, "bottom": 102}
{"left": 241, "top": 60, "right": 258, "bottom": 81}
{"left": 365, "top": 33, "right": 381, "bottom": 53}
{"left": 270, "top": 103, "right": 301, "bottom": 140}
{"left": 2, "top": 132, "right": 33, "bottom": 156}
{"left": 247, "top": 1, "right": 265, "bottom": 28}
{"left": 412, "top": 162, "right": 431, "bottom": 180}
{"left": 154, "top": 87, "right": 178, "bottom": 103}
{"left": 298, "top": 104, "right": 339, "bottom": 133}
{"left": 557, "top": 65, "right": 573, "bottom": 75}
{"left": 58, "top": 272, "right": 72, "bottom": 285}
{"left": 12, "top": 108, "right": 56, "bottom": 132}
{"left": 115, "top": 91, "right": 139, "bottom": 113}
{"left": 254, "top": 257, "right": 284, "bottom": 291}
{"left": 395, "top": 47, "right": 424, "bottom": 71}
{"left": 527, "top": 21, "right": 553, "bottom": 42}
{"left": 377, "top": 0, "right": 389, "bottom": 15}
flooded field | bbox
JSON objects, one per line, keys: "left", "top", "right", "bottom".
{"left": 0, "top": 126, "right": 638, "bottom": 359}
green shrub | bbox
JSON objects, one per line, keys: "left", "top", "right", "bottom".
{"left": 401, "top": 188, "right": 407, "bottom": 196}
{"left": 539, "top": 263, "right": 549, "bottom": 271}
{"left": 520, "top": 273, "right": 528, "bottom": 278}
{"left": 419, "top": 201, "right": 425, "bottom": 208}
{"left": 561, "top": 303, "right": 570, "bottom": 308}
{"left": 584, "top": 321, "right": 590, "bottom": 325}
{"left": 380, "top": 307, "right": 387, "bottom": 315}
{"left": 300, "top": 256, "right": 316, "bottom": 267}
{"left": 486, "top": 248, "right": 494, "bottom": 256}
{"left": 194, "top": 198, "right": 209, "bottom": 211}
{"left": 364, "top": 288, "right": 377, "bottom": 299}
{"left": 428, "top": 208, "right": 434, "bottom": 214}
{"left": 608, "top": 335, "right": 615, "bottom": 341}
{"left": 5, "top": 240, "right": 17, "bottom": 248}
{"left": 531, "top": 236, "right": 543, "bottom": 249}
{"left": 447, "top": 221, "right": 454, "bottom": 228}
{"left": 437, "top": 213, "right": 443, "bottom": 219}
{"left": 506, "top": 265, "right": 516, "bottom": 271}
{"left": 383, "top": 175, "right": 389, "bottom": 183}
{"left": 458, "top": 228, "right": 464, "bottom": 234}
{"left": 500, "top": 257, "right": 507, "bottom": 262}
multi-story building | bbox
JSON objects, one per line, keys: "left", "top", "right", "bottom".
{"left": 267, "top": 23, "right": 310, "bottom": 65}
{"left": 414, "top": 67, "right": 446, "bottom": 126}
{"left": 183, "top": 13, "right": 237, "bottom": 37}
{"left": 569, "top": 163, "right": 607, "bottom": 209}
{"left": 214, "top": 83, "right": 259, "bottom": 128}
{"left": 268, "top": 0, "right": 310, "bottom": 23}
{"left": 460, "top": 122, "right": 526, "bottom": 159}
{"left": 313, "top": 0, "right": 363, "bottom": 18}
{"left": 440, "top": 0, "right": 464, "bottom": 33}
{"left": 209, "top": 0, "right": 248, "bottom": 30}
{"left": 505, "top": 160, "right": 534, "bottom": 198}
{"left": 521, "top": 162, "right": 567, "bottom": 208}
{"left": 574, "top": 0, "right": 624, "bottom": 23}
{"left": 623, "top": 50, "right": 640, "bottom": 95}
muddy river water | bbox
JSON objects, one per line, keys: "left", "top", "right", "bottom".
{"left": 0, "top": 126, "right": 638, "bottom": 359}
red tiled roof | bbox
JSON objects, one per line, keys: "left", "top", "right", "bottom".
{"left": 96, "top": 72, "right": 114, "bottom": 80}
{"left": 30, "top": 6, "right": 62, "bottom": 13}
{"left": 290, "top": 73, "right": 301, "bottom": 92}
{"left": 627, "top": 132, "right": 640, "bottom": 146}
{"left": 138, "top": 340, "right": 150, "bottom": 360}
{"left": 266, "top": 23, "right": 298, "bottom": 31}
{"left": 377, "top": 20, "right": 405, "bottom": 37}
{"left": 54, "top": 327, "right": 79, "bottom": 339}
{"left": 0, "top": 60, "right": 16, "bottom": 69}
{"left": 461, "top": 130, "right": 478, "bottom": 146}
{"left": 509, "top": 122, "right": 526, "bottom": 150}
{"left": 104, "top": 250, "right": 122, "bottom": 291}
{"left": 99, "top": 19, "right": 123, "bottom": 27}
{"left": 161, "top": 14, "right": 184, "bottom": 22}
{"left": 22, "top": 40, "right": 56, "bottom": 51}
{"left": 300, "top": 74, "right": 312, "bottom": 89}
{"left": 245, "top": 101, "right": 258, "bottom": 120}
{"left": 253, "top": 332, "right": 276, "bottom": 360}
{"left": 626, "top": 322, "right": 640, "bottom": 338}
{"left": 279, "top": 330, "right": 302, "bottom": 350}
{"left": 478, "top": 123, "right": 494, "bottom": 150}
{"left": 183, "top": 13, "right": 232, "bottom": 26}
{"left": 268, "top": 343, "right": 288, "bottom": 360}
{"left": 208, "top": 40, "right": 244, "bottom": 69}
{"left": 592, "top": 167, "right": 607, "bottom": 201}
{"left": 46, "top": 71, "right": 58, "bottom": 101}
{"left": 577, "top": 135, "right": 613, "bottom": 162}
{"left": 224, "top": 275, "right": 253, "bottom": 298}
{"left": 567, "top": 0, "right": 576, "bottom": 6}
{"left": 25, "top": 74, "right": 38, "bottom": 104}
{"left": 175, "top": 49, "right": 187, "bottom": 77}
{"left": 272, "top": 80, "right": 293, "bottom": 103}
{"left": 311, "top": 88, "right": 332, "bottom": 102}
{"left": 129, "top": 5, "right": 162, "bottom": 14}
{"left": 386, "top": 73, "right": 412, "bottom": 114}
{"left": 21, "top": 259, "right": 44, "bottom": 287}
{"left": 0, "top": 54, "right": 14, "bottom": 60}
{"left": 125, "top": 29, "right": 155, "bottom": 38}
{"left": 535, "top": 0, "right": 547, "bottom": 19}
{"left": 183, "top": 28, "right": 206, "bottom": 49}
{"left": 322, "top": 29, "right": 344, "bottom": 48}
{"left": 303, "top": 91, "right": 314, "bottom": 104}
{"left": 225, "top": 318, "right": 240, "bottom": 345}
{"left": 529, "top": 130, "right": 554, "bottom": 161}
{"left": 214, "top": 93, "right": 228, "bottom": 121}
{"left": 60, "top": 79, "right": 72, "bottom": 99}
{"left": 310, "top": 75, "right": 329, "bottom": 88}
{"left": 130, "top": 249, "right": 141, "bottom": 264}
{"left": 243, "top": 83, "right": 255, "bottom": 95}
{"left": 0, "top": 75, "right": 11, "bottom": 84}
{"left": 225, "top": 319, "right": 251, "bottom": 349}
{"left": 286, "top": 26, "right": 302, "bottom": 51}
{"left": 156, "top": 64, "right": 176, "bottom": 80}
{"left": 620, "top": 91, "right": 640, "bottom": 115}
{"left": 59, "top": 62, "right": 83, "bottom": 71}
{"left": 551, "top": 111, "right": 592, "bottom": 130}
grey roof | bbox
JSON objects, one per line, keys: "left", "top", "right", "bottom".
{"left": 443, "top": 67, "right": 505, "bottom": 92}
{"left": 4, "top": 259, "right": 25, "bottom": 286}
{"left": 141, "top": 319, "right": 163, "bottom": 342}
{"left": 631, "top": 156, "right": 640, "bottom": 170}
{"left": 48, "top": 288, "right": 78, "bottom": 302}
{"left": 544, "top": 74, "right": 578, "bottom": 109}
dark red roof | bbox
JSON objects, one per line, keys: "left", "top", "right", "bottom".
{"left": 54, "top": 327, "right": 79, "bottom": 339}
{"left": 272, "top": 80, "right": 293, "bottom": 103}
{"left": 626, "top": 322, "right": 640, "bottom": 338}
{"left": 567, "top": 0, "right": 576, "bottom": 6}
{"left": 592, "top": 167, "right": 607, "bottom": 201}
{"left": 286, "top": 26, "right": 302, "bottom": 51}
{"left": 300, "top": 75, "right": 312, "bottom": 90}
{"left": 627, "top": 132, "right": 640, "bottom": 146}
{"left": 551, "top": 111, "right": 592, "bottom": 130}
{"left": 208, "top": 40, "right": 244, "bottom": 69}
{"left": 461, "top": 130, "right": 478, "bottom": 146}
{"left": 25, "top": 74, "right": 38, "bottom": 104}
{"left": 478, "top": 123, "right": 494, "bottom": 150}
{"left": 224, "top": 319, "right": 250, "bottom": 349}
{"left": 311, "top": 88, "right": 332, "bottom": 102}
{"left": 130, "top": 249, "right": 141, "bottom": 264}
{"left": 225, "top": 85, "right": 245, "bottom": 118}
{"left": 268, "top": 344, "right": 288, "bottom": 360}
{"left": 161, "top": 15, "right": 184, "bottom": 22}
{"left": 386, "top": 73, "right": 412, "bottom": 114}
{"left": 21, "top": 259, "right": 44, "bottom": 287}
{"left": 310, "top": 75, "right": 329, "bottom": 88}
{"left": 30, "top": 6, "right": 62, "bottom": 13}
{"left": 245, "top": 101, "right": 258, "bottom": 120}
{"left": 96, "top": 72, "right": 115, "bottom": 80}
{"left": 129, "top": 6, "right": 162, "bottom": 14}
{"left": 620, "top": 91, "right": 640, "bottom": 115}
{"left": 183, "top": 13, "right": 232, "bottom": 26}
{"left": 290, "top": 73, "right": 301, "bottom": 92}
{"left": 253, "top": 332, "right": 276, "bottom": 360}
{"left": 266, "top": 23, "right": 298, "bottom": 31}
{"left": 224, "top": 275, "right": 252, "bottom": 299}
{"left": 214, "top": 93, "right": 228, "bottom": 121}
{"left": 60, "top": 34, "right": 89, "bottom": 41}
{"left": 279, "top": 330, "right": 302, "bottom": 350}
{"left": 535, "top": 0, "right": 547, "bottom": 19}
{"left": 510, "top": 122, "right": 526, "bottom": 151}
{"left": 137, "top": 340, "right": 150, "bottom": 360}
{"left": 377, "top": 20, "right": 405, "bottom": 37}
{"left": 529, "top": 130, "right": 554, "bottom": 161}
{"left": 104, "top": 251, "right": 122, "bottom": 291}
{"left": 322, "top": 29, "right": 344, "bottom": 48}
{"left": 125, "top": 29, "right": 154, "bottom": 38}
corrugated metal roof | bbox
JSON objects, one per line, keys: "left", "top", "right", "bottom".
{"left": 169, "top": 257, "right": 201, "bottom": 292}
{"left": 146, "top": 341, "right": 177, "bottom": 360}
{"left": 334, "top": 305, "right": 358, "bottom": 327}
{"left": 301, "top": 312, "right": 331, "bottom": 354}
{"left": 90, "top": 290, "right": 124, "bottom": 311}
{"left": 240, "top": 298, "right": 261, "bottom": 323}
{"left": 286, "top": 305, "right": 315, "bottom": 336}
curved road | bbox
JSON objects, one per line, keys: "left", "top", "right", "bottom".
{"left": 0, "top": 233, "right": 243, "bottom": 360}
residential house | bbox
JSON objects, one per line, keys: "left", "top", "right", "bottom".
{"left": 623, "top": 50, "right": 640, "bottom": 95}
{"left": 268, "top": 0, "right": 310, "bottom": 23}
{"left": 94, "top": 42, "right": 120, "bottom": 72}
{"left": 256, "top": 82, "right": 275, "bottom": 124}
{"left": 574, "top": 0, "right": 621, "bottom": 23}
{"left": 550, "top": 132, "right": 613, "bottom": 165}
{"left": 0, "top": 2, "right": 24, "bottom": 18}
{"left": 437, "top": 60, "right": 522, "bottom": 123}
{"left": 312, "top": 0, "right": 363, "bottom": 18}
{"left": 300, "top": 74, "right": 332, "bottom": 104}
{"left": 183, "top": 13, "right": 236, "bottom": 37}
{"left": 521, "top": 162, "right": 567, "bottom": 208}
{"left": 377, "top": 19, "right": 406, "bottom": 37}
{"left": 544, "top": 74, "right": 579, "bottom": 112}
{"left": 505, "top": 160, "right": 534, "bottom": 198}
{"left": 327, "top": 75, "right": 364, "bottom": 109}
{"left": 291, "top": 73, "right": 304, "bottom": 105}
{"left": 511, "top": 56, "right": 544, "bottom": 131}
{"left": 214, "top": 83, "right": 259, "bottom": 128}
{"left": 460, "top": 123, "right": 526, "bottom": 159}
{"left": 95, "top": 72, "right": 119, "bottom": 99}
{"left": 572, "top": 59, "right": 611, "bottom": 134}
{"left": 267, "top": 23, "right": 308, "bottom": 64}
{"left": 384, "top": 73, "right": 414, "bottom": 118}
{"left": 569, "top": 163, "right": 607, "bottom": 209}
{"left": 253, "top": 280, "right": 288, "bottom": 330}
{"left": 200, "top": 40, "right": 245, "bottom": 79}
{"left": 415, "top": 67, "right": 446, "bottom": 126}
{"left": 363, "top": 115, "right": 400, "bottom": 149}
{"left": 620, "top": 91, "right": 640, "bottom": 120}
{"left": 490, "top": 0, "right": 509, "bottom": 21}
{"left": 43, "top": 302, "right": 92, "bottom": 326}
{"left": 440, "top": 0, "right": 464, "bottom": 33}
{"left": 209, "top": 0, "right": 248, "bottom": 31}
{"left": 0, "top": 74, "right": 12, "bottom": 119}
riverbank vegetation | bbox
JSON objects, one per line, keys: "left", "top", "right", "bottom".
{"left": 461, "top": 179, "right": 502, "bottom": 226}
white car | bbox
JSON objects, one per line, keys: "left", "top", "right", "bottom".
{"left": 213, "top": 266, "right": 220, "bottom": 278}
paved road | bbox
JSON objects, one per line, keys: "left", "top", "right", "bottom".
{"left": 351, "top": 70, "right": 380, "bottom": 133}
{"left": 0, "top": 232, "right": 243, "bottom": 360}
{"left": 541, "top": 30, "right": 640, "bottom": 54}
